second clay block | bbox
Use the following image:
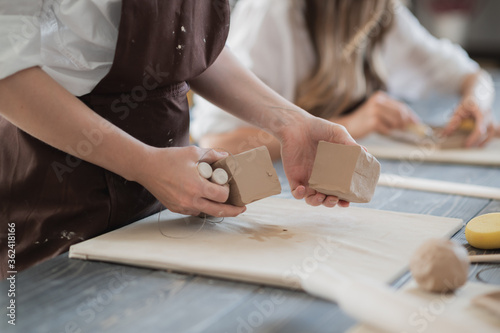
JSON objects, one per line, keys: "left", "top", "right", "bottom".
{"left": 308, "top": 141, "right": 380, "bottom": 203}
{"left": 211, "top": 146, "right": 282, "bottom": 206}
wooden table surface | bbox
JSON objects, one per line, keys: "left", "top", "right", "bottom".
{"left": 2, "top": 71, "right": 500, "bottom": 333}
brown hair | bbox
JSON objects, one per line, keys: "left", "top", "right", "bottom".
{"left": 295, "top": 0, "right": 397, "bottom": 119}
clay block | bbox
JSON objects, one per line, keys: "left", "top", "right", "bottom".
{"left": 211, "top": 146, "right": 281, "bottom": 206}
{"left": 308, "top": 141, "right": 380, "bottom": 203}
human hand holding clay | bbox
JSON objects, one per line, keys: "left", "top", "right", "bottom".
{"left": 137, "top": 147, "right": 243, "bottom": 217}
{"left": 331, "top": 91, "right": 420, "bottom": 139}
{"left": 278, "top": 115, "right": 358, "bottom": 207}
{"left": 190, "top": 48, "right": 360, "bottom": 208}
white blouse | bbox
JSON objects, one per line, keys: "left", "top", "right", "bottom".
{"left": 190, "top": 0, "right": 479, "bottom": 141}
{"left": 0, "top": 0, "right": 121, "bottom": 96}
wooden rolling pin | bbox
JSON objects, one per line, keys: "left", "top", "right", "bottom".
{"left": 378, "top": 174, "right": 500, "bottom": 200}
{"left": 469, "top": 254, "right": 500, "bottom": 263}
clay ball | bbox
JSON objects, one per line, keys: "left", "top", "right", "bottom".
{"left": 410, "top": 239, "right": 469, "bottom": 293}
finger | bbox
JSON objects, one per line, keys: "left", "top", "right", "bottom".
{"left": 322, "top": 196, "right": 339, "bottom": 208}
{"left": 378, "top": 98, "right": 412, "bottom": 129}
{"left": 465, "top": 130, "right": 482, "bottom": 148}
{"left": 338, "top": 200, "right": 350, "bottom": 208}
{"left": 168, "top": 206, "right": 201, "bottom": 216}
{"left": 292, "top": 185, "right": 306, "bottom": 200}
{"left": 387, "top": 101, "right": 415, "bottom": 128}
{"left": 378, "top": 109, "right": 401, "bottom": 129}
{"left": 198, "top": 199, "right": 246, "bottom": 217}
{"left": 442, "top": 108, "right": 465, "bottom": 136}
{"left": 479, "top": 125, "right": 496, "bottom": 147}
{"left": 376, "top": 121, "right": 392, "bottom": 135}
{"left": 465, "top": 114, "right": 486, "bottom": 148}
{"left": 305, "top": 193, "right": 326, "bottom": 207}
{"left": 478, "top": 125, "right": 495, "bottom": 147}
{"left": 466, "top": 125, "right": 487, "bottom": 148}
{"left": 200, "top": 180, "right": 230, "bottom": 203}
{"left": 199, "top": 148, "right": 229, "bottom": 164}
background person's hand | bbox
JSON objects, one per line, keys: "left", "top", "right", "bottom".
{"left": 136, "top": 146, "right": 246, "bottom": 217}
{"left": 332, "top": 91, "right": 420, "bottom": 139}
{"left": 442, "top": 95, "right": 495, "bottom": 148}
{"left": 278, "top": 113, "right": 358, "bottom": 208}
{"left": 442, "top": 70, "right": 496, "bottom": 148}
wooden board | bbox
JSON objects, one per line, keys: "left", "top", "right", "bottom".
{"left": 70, "top": 197, "right": 463, "bottom": 290}
{"left": 359, "top": 134, "right": 500, "bottom": 166}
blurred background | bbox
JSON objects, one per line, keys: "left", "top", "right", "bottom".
{"left": 222, "top": 0, "right": 500, "bottom": 127}
{"left": 411, "top": 0, "right": 500, "bottom": 68}
{"left": 228, "top": 0, "right": 500, "bottom": 68}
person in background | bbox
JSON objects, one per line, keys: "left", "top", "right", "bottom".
{"left": 0, "top": 0, "right": 357, "bottom": 278}
{"left": 191, "top": 0, "right": 496, "bottom": 160}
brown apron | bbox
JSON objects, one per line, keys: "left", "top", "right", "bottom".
{"left": 0, "top": 0, "right": 229, "bottom": 278}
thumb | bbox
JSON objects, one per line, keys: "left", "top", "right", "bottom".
{"left": 441, "top": 112, "right": 463, "bottom": 137}
{"left": 291, "top": 185, "right": 307, "bottom": 200}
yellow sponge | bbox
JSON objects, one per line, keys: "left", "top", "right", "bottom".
{"left": 465, "top": 213, "right": 500, "bottom": 249}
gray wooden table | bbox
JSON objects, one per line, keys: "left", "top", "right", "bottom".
{"left": 2, "top": 71, "right": 500, "bottom": 333}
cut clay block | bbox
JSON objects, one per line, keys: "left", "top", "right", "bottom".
{"left": 211, "top": 146, "right": 281, "bottom": 207}
{"left": 308, "top": 141, "right": 380, "bottom": 203}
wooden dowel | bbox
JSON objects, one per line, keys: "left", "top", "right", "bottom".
{"left": 469, "top": 254, "right": 500, "bottom": 263}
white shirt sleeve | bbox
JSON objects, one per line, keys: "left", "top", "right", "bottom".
{"left": 0, "top": 0, "right": 120, "bottom": 96}
{"left": 0, "top": 0, "right": 43, "bottom": 82}
{"left": 190, "top": 0, "right": 315, "bottom": 142}
{"left": 381, "top": 5, "right": 479, "bottom": 100}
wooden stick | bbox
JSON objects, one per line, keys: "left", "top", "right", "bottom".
{"left": 378, "top": 173, "right": 500, "bottom": 200}
{"left": 469, "top": 254, "right": 500, "bottom": 263}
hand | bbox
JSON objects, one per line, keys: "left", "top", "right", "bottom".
{"left": 442, "top": 70, "right": 495, "bottom": 148}
{"left": 279, "top": 114, "right": 358, "bottom": 208}
{"left": 332, "top": 91, "right": 420, "bottom": 139}
{"left": 442, "top": 95, "right": 495, "bottom": 148}
{"left": 136, "top": 146, "right": 246, "bottom": 217}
